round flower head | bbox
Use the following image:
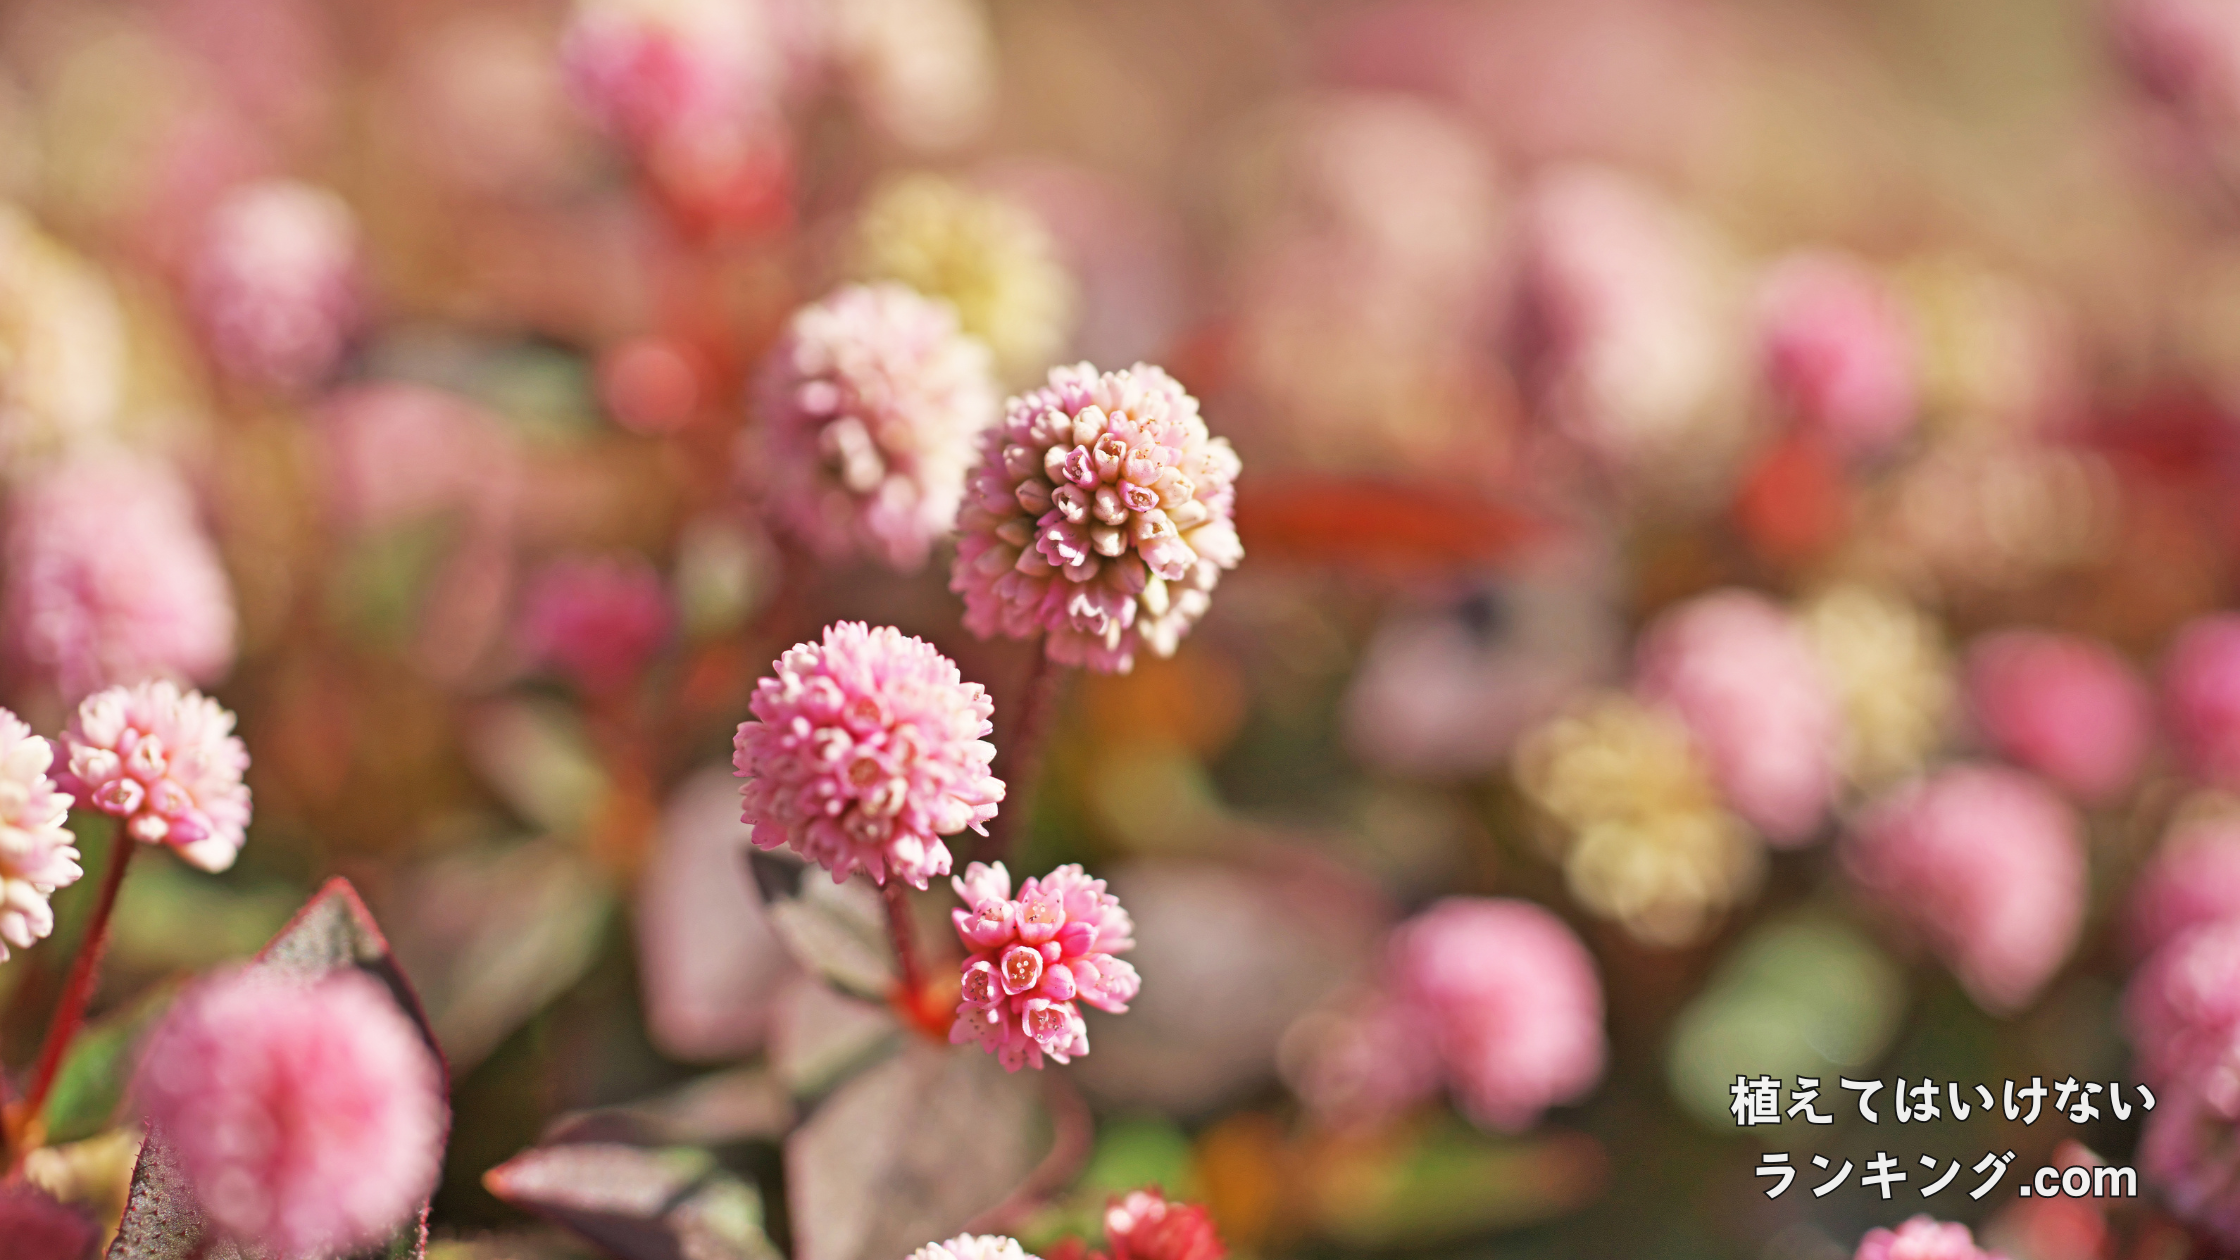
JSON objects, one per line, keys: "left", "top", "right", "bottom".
{"left": 1634, "top": 589, "right": 1842, "bottom": 845}
{"left": 1, "top": 452, "right": 237, "bottom": 702}
{"left": 734, "top": 622, "right": 1003, "bottom": 888}
{"left": 1853, "top": 1216, "right": 2007, "bottom": 1260}
{"left": 0, "top": 708, "right": 79, "bottom": 961}
{"left": 136, "top": 968, "right": 445, "bottom": 1259}
{"left": 517, "top": 552, "right": 673, "bottom": 695}
{"left": 1964, "top": 629, "right": 2152, "bottom": 803}
{"left": 1799, "top": 584, "right": 1954, "bottom": 789}
{"left": 2126, "top": 917, "right": 2240, "bottom": 1088}
{"left": 1105, "top": 1190, "right": 1225, "bottom": 1260}
{"left": 560, "top": 0, "right": 791, "bottom": 151}
{"left": 910, "top": 1237, "right": 1036, "bottom": 1260}
{"left": 2129, "top": 817, "right": 2240, "bottom": 960}
{"left": 2140, "top": 1074, "right": 2240, "bottom": 1248}
{"left": 2167, "top": 614, "right": 2240, "bottom": 788}
{"left": 850, "top": 176, "right": 1077, "bottom": 380}
{"left": 58, "top": 680, "right": 252, "bottom": 873}
{"left": 951, "top": 362, "right": 1242, "bottom": 673}
{"left": 826, "top": 0, "right": 996, "bottom": 152}
{"left": 0, "top": 206, "right": 124, "bottom": 457}
{"left": 753, "top": 283, "right": 998, "bottom": 570}
{"left": 1842, "top": 765, "right": 2084, "bottom": 1014}
{"left": 1755, "top": 251, "right": 1918, "bottom": 458}
{"left": 187, "top": 180, "right": 359, "bottom": 392}
{"left": 948, "top": 861, "right": 1139, "bottom": 1071}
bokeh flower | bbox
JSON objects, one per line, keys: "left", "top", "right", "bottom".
{"left": 135, "top": 968, "right": 446, "bottom": 1260}
{"left": 1634, "top": 589, "right": 1841, "bottom": 844}
{"left": 2167, "top": 613, "right": 2240, "bottom": 788}
{"left": 911, "top": 1237, "right": 1037, "bottom": 1260}
{"left": 1, "top": 452, "right": 237, "bottom": 703}
{"left": 516, "top": 552, "right": 673, "bottom": 695}
{"left": 1853, "top": 1215, "right": 2007, "bottom": 1260}
{"left": 752, "top": 282, "right": 998, "bottom": 570}
{"left": 1798, "top": 584, "right": 1954, "bottom": 789}
{"left": 0, "top": 205, "right": 123, "bottom": 457}
{"left": 2126, "top": 917, "right": 2240, "bottom": 1089}
{"left": 2139, "top": 1074, "right": 2240, "bottom": 1248}
{"left": 1843, "top": 765, "right": 2084, "bottom": 1013}
{"left": 850, "top": 176, "right": 1078, "bottom": 379}
{"left": 825, "top": 0, "right": 995, "bottom": 152}
{"left": 1964, "top": 629, "right": 2152, "bottom": 803}
{"left": 1754, "top": 250, "right": 1918, "bottom": 458}
{"left": 733, "top": 622, "right": 1002, "bottom": 888}
{"left": 949, "top": 860, "right": 1139, "bottom": 1071}
{"left": 950, "top": 362, "right": 1242, "bottom": 673}
{"left": 1104, "top": 1190, "right": 1225, "bottom": 1260}
{"left": 1387, "top": 897, "right": 1606, "bottom": 1132}
{"left": 0, "top": 708, "right": 79, "bottom": 962}
{"left": 1514, "top": 693, "right": 1762, "bottom": 945}
{"left": 186, "top": 179, "right": 359, "bottom": 391}
{"left": 2128, "top": 816, "right": 2240, "bottom": 959}
{"left": 559, "top": 0, "right": 791, "bottom": 151}
{"left": 58, "top": 679, "right": 253, "bottom": 874}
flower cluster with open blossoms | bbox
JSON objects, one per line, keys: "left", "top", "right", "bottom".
{"left": 948, "top": 860, "right": 1139, "bottom": 1071}
{"left": 0, "top": 708, "right": 78, "bottom": 962}
{"left": 60, "top": 678, "right": 254, "bottom": 874}
{"left": 951, "top": 362, "right": 1241, "bottom": 673}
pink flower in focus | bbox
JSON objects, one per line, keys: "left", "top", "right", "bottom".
{"left": 733, "top": 622, "right": 1002, "bottom": 889}
{"left": 950, "top": 362, "right": 1242, "bottom": 673}
{"left": 2140, "top": 1075, "right": 2240, "bottom": 1247}
{"left": 0, "top": 708, "right": 79, "bottom": 962}
{"left": 948, "top": 861, "right": 1139, "bottom": 1071}
{"left": 754, "top": 284, "right": 998, "bottom": 570}
{"left": 517, "top": 553, "right": 673, "bottom": 695}
{"left": 1386, "top": 897, "right": 1606, "bottom": 1132}
{"left": 136, "top": 968, "right": 445, "bottom": 1259}
{"left": 1, "top": 452, "right": 237, "bottom": 702}
{"left": 1755, "top": 251, "right": 1918, "bottom": 458}
{"left": 58, "top": 680, "right": 252, "bottom": 874}
{"left": 1853, "top": 1215, "right": 2007, "bottom": 1260}
{"left": 909, "top": 1237, "right": 1038, "bottom": 1260}
{"left": 2166, "top": 614, "right": 2240, "bottom": 787}
{"left": 1105, "top": 1190, "right": 1226, "bottom": 1260}
{"left": 1635, "top": 589, "right": 1841, "bottom": 845}
{"left": 187, "top": 180, "right": 359, "bottom": 391}
{"left": 1843, "top": 765, "right": 2085, "bottom": 1013}
{"left": 2128, "top": 818, "right": 2240, "bottom": 959}
{"left": 1964, "top": 629, "right": 2152, "bottom": 803}
{"left": 2126, "top": 918, "right": 2240, "bottom": 1089}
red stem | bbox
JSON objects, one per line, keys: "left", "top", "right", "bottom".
{"left": 18, "top": 828, "right": 135, "bottom": 1146}
{"left": 980, "top": 644, "right": 1062, "bottom": 862}
{"left": 881, "top": 879, "right": 925, "bottom": 1005}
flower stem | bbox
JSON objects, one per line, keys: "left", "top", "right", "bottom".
{"left": 881, "top": 878, "right": 926, "bottom": 1005}
{"left": 981, "top": 643, "right": 1062, "bottom": 862}
{"left": 17, "top": 827, "right": 135, "bottom": 1151}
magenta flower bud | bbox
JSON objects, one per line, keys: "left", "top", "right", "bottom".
{"left": 999, "top": 943, "right": 1045, "bottom": 995}
{"left": 1038, "top": 963, "right": 1078, "bottom": 1002}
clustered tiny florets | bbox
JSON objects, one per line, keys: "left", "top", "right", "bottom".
{"left": 952, "top": 363, "right": 1241, "bottom": 673}
{"left": 0, "top": 707, "right": 79, "bottom": 961}
{"left": 734, "top": 621, "right": 1003, "bottom": 889}
{"left": 949, "top": 861, "right": 1139, "bottom": 1071}
{"left": 57, "top": 679, "right": 253, "bottom": 874}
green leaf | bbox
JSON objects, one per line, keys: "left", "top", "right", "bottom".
{"left": 39, "top": 984, "right": 179, "bottom": 1146}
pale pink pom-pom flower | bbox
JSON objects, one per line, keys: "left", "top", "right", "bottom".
{"left": 517, "top": 553, "right": 673, "bottom": 695}
{"left": 734, "top": 622, "right": 1002, "bottom": 889}
{"left": 187, "top": 180, "right": 359, "bottom": 391}
{"left": 0, "top": 708, "right": 79, "bottom": 961}
{"left": 753, "top": 284, "right": 998, "bottom": 570}
{"left": 1843, "top": 765, "right": 2085, "bottom": 1013}
{"left": 2126, "top": 917, "right": 2240, "bottom": 1089}
{"left": 948, "top": 861, "right": 1139, "bottom": 1071}
{"left": 1853, "top": 1215, "right": 2008, "bottom": 1260}
{"left": 2128, "top": 818, "right": 2240, "bottom": 959}
{"left": 2166, "top": 614, "right": 2240, "bottom": 787}
{"left": 1755, "top": 251, "right": 1918, "bottom": 458}
{"left": 1386, "top": 897, "right": 1606, "bottom": 1132}
{"left": 950, "top": 362, "right": 1242, "bottom": 674}
{"left": 58, "top": 679, "right": 252, "bottom": 873}
{"left": 1964, "top": 629, "right": 2153, "bottom": 803}
{"left": 1635, "top": 589, "right": 1841, "bottom": 845}
{"left": 136, "top": 968, "right": 445, "bottom": 1259}
{"left": 909, "top": 1236, "right": 1038, "bottom": 1260}
{"left": 1, "top": 452, "right": 236, "bottom": 702}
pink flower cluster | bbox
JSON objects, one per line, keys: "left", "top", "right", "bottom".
{"left": 1852, "top": 1216, "right": 2007, "bottom": 1260}
{"left": 2166, "top": 613, "right": 2240, "bottom": 788}
{"left": 1103, "top": 1190, "right": 1225, "bottom": 1260}
{"left": 909, "top": 1237, "right": 1037, "bottom": 1260}
{"left": 1842, "top": 765, "right": 2084, "bottom": 1013}
{"left": 1289, "top": 897, "right": 1605, "bottom": 1133}
{"left": 2128, "top": 818, "right": 2240, "bottom": 959}
{"left": 754, "top": 283, "right": 997, "bottom": 571}
{"left": 951, "top": 362, "right": 1242, "bottom": 673}
{"left": 734, "top": 622, "right": 1002, "bottom": 889}
{"left": 0, "top": 707, "right": 79, "bottom": 962}
{"left": 1754, "top": 251, "right": 1918, "bottom": 459}
{"left": 948, "top": 860, "right": 1140, "bottom": 1071}
{"left": 1, "top": 452, "right": 236, "bottom": 703}
{"left": 1635, "top": 589, "right": 1840, "bottom": 844}
{"left": 516, "top": 553, "right": 673, "bottom": 695}
{"left": 136, "top": 967, "right": 446, "bottom": 1260}
{"left": 1964, "top": 629, "right": 2152, "bottom": 803}
{"left": 187, "top": 180, "right": 359, "bottom": 392}
{"left": 58, "top": 679, "right": 253, "bottom": 874}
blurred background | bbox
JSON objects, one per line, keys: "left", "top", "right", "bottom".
{"left": 2, "top": 0, "right": 2238, "bottom": 1256}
